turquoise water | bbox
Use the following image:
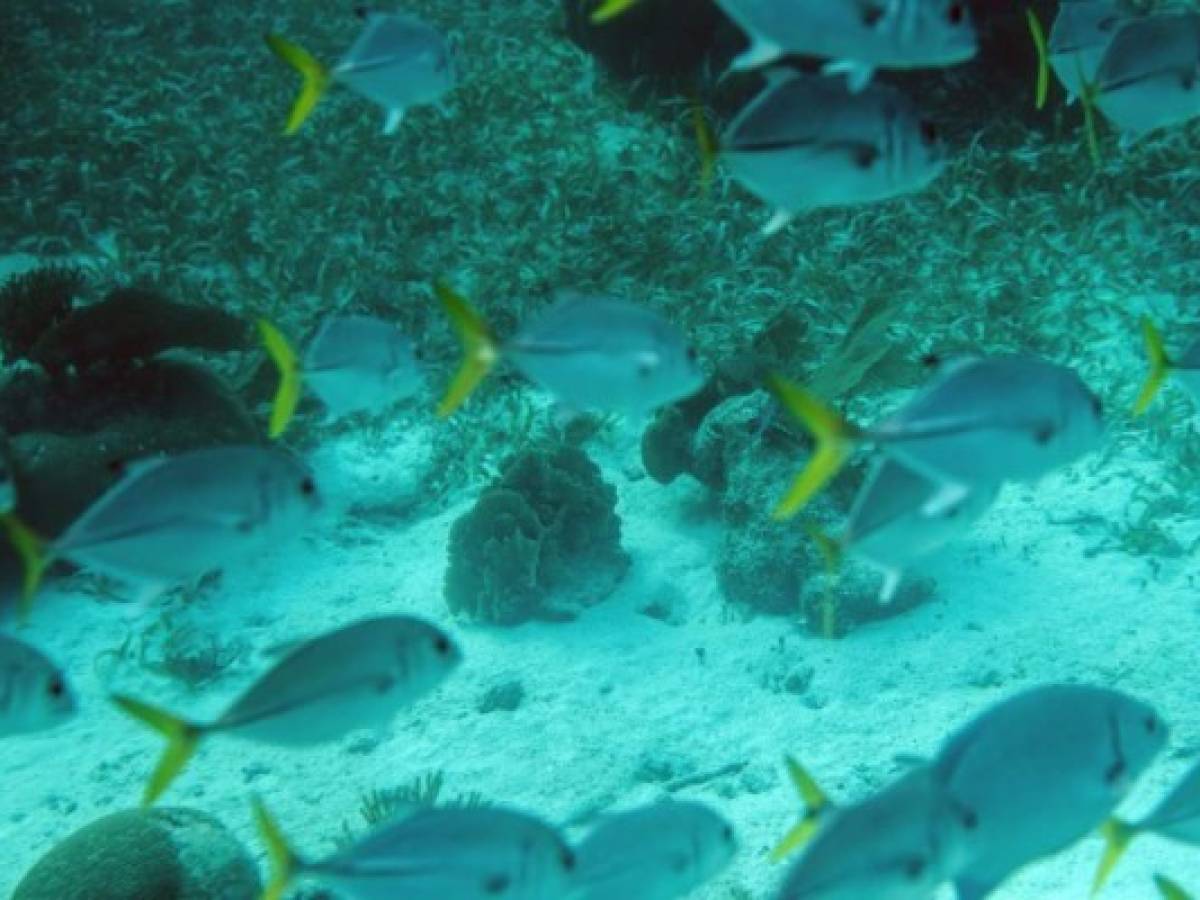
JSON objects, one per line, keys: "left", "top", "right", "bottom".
{"left": 3, "top": 0, "right": 1200, "bottom": 898}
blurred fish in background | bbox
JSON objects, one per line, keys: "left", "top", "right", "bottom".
{"left": 720, "top": 71, "right": 948, "bottom": 235}
{"left": 266, "top": 8, "right": 455, "bottom": 135}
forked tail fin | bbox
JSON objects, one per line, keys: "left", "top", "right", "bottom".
{"left": 257, "top": 319, "right": 303, "bottom": 439}
{"left": 434, "top": 280, "right": 500, "bottom": 418}
{"left": 1133, "top": 318, "right": 1172, "bottom": 415}
{"left": 265, "top": 34, "right": 332, "bottom": 135}
{"left": 767, "top": 374, "right": 858, "bottom": 519}
{"left": 110, "top": 694, "right": 204, "bottom": 806}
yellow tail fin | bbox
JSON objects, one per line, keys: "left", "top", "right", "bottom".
{"left": 1, "top": 514, "right": 49, "bottom": 620}
{"left": 257, "top": 319, "right": 303, "bottom": 439}
{"left": 1025, "top": 7, "right": 1050, "bottom": 110}
{"left": 590, "top": 0, "right": 642, "bottom": 24}
{"left": 253, "top": 797, "right": 302, "bottom": 900}
{"left": 1092, "top": 818, "right": 1138, "bottom": 895}
{"left": 1155, "top": 875, "right": 1194, "bottom": 900}
{"left": 691, "top": 94, "right": 718, "bottom": 196}
{"left": 1133, "top": 318, "right": 1172, "bottom": 416}
{"left": 110, "top": 694, "right": 203, "bottom": 806}
{"left": 767, "top": 374, "right": 857, "bottom": 520}
{"left": 434, "top": 280, "right": 500, "bottom": 418}
{"left": 264, "top": 34, "right": 331, "bottom": 135}
{"left": 770, "top": 755, "right": 831, "bottom": 862}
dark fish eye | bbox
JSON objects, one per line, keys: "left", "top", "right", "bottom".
{"left": 433, "top": 635, "right": 451, "bottom": 655}
{"left": 947, "top": 2, "right": 964, "bottom": 25}
{"left": 686, "top": 346, "right": 698, "bottom": 363}
{"left": 721, "top": 824, "right": 734, "bottom": 842}
{"left": 299, "top": 476, "right": 316, "bottom": 496}
{"left": 1145, "top": 715, "right": 1158, "bottom": 733}
{"left": 1090, "top": 394, "right": 1103, "bottom": 418}
{"left": 47, "top": 676, "right": 64, "bottom": 698}
{"left": 560, "top": 848, "right": 576, "bottom": 871}
{"left": 919, "top": 120, "right": 939, "bottom": 145}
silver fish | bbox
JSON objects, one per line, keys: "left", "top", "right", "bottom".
{"left": 505, "top": 293, "right": 705, "bottom": 418}
{"left": 722, "top": 72, "right": 947, "bottom": 235}
{"left": 574, "top": 800, "right": 737, "bottom": 900}
{"left": 933, "top": 684, "right": 1167, "bottom": 900}
{"left": 1048, "top": 0, "right": 1126, "bottom": 103}
{"left": 0, "top": 633, "right": 76, "bottom": 737}
{"left": 1094, "top": 13, "right": 1200, "bottom": 144}
{"left": 871, "top": 356, "right": 1103, "bottom": 511}
{"left": 258, "top": 802, "right": 576, "bottom": 900}
{"left": 714, "top": 0, "right": 976, "bottom": 89}
{"left": 776, "top": 765, "right": 971, "bottom": 900}
{"left": 336, "top": 11, "right": 455, "bottom": 134}
{"left": 49, "top": 445, "right": 320, "bottom": 600}
{"left": 835, "top": 458, "right": 997, "bottom": 602}
{"left": 304, "top": 315, "right": 423, "bottom": 418}
{"left": 113, "top": 615, "right": 461, "bottom": 804}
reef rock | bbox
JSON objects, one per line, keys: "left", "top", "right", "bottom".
{"left": 13, "top": 807, "right": 261, "bottom": 900}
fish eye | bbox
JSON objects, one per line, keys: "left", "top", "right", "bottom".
{"left": 919, "top": 120, "right": 939, "bottom": 145}
{"left": 1145, "top": 715, "right": 1158, "bottom": 733}
{"left": 299, "top": 476, "right": 316, "bottom": 496}
{"left": 433, "top": 635, "right": 451, "bottom": 655}
{"left": 1090, "top": 394, "right": 1103, "bottom": 418}
{"left": 686, "top": 346, "right": 699, "bottom": 364}
{"left": 560, "top": 848, "right": 576, "bottom": 871}
{"left": 721, "top": 824, "right": 735, "bottom": 842}
{"left": 47, "top": 676, "right": 65, "bottom": 698}
{"left": 947, "top": 2, "right": 964, "bottom": 25}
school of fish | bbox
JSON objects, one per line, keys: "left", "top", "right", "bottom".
{"left": 4, "top": 0, "right": 1200, "bottom": 898}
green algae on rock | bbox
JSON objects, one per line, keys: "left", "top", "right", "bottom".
{"left": 444, "top": 444, "right": 630, "bottom": 625}
{"left": 13, "top": 807, "right": 261, "bottom": 900}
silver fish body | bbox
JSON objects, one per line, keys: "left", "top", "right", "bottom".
{"left": 776, "top": 765, "right": 970, "bottom": 900}
{"left": 842, "top": 458, "right": 996, "bottom": 601}
{"left": 574, "top": 800, "right": 736, "bottom": 900}
{"left": 870, "top": 356, "right": 1103, "bottom": 492}
{"left": 303, "top": 315, "right": 423, "bottom": 418}
{"left": 308, "top": 806, "right": 575, "bottom": 900}
{"left": 723, "top": 72, "right": 947, "bottom": 234}
{"left": 507, "top": 293, "right": 704, "bottom": 418}
{"left": 715, "top": 0, "right": 976, "bottom": 86}
{"left": 1048, "top": 0, "right": 1125, "bottom": 102}
{"left": 214, "top": 615, "right": 460, "bottom": 745}
{"left": 335, "top": 12, "right": 454, "bottom": 134}
{"left": 1094, "top": 13, "right": 1200, "bottom": 143}
{"left": 0, "top": 633, "right": 76, "bottom": 737}
{"left": 933, "top": 684, "right": 1167, "bottom": 900}
{"left": 54, "top": 445, "right": 321, "bottom": 598}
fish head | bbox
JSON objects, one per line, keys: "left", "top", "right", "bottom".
{"left": 396, "top": 620, "right": 462, "bottom": 685}
{"left": 686, "top": 805, "right": 738, "bottom": 882}
{"left": 1055, "top": 376, "right": 1105, "bottom": 461}
{"left": 905, "top": 0, "right": 978, "bottom": 66}
{"left": 15, "top": 663, "right": 77, "bottom": 733}
{"left": 633, "top": 329, "right": 706, "bottom": 413}
{"left": 898, "top": 110, "right": 949, "bottom": 188}
{"left": 1107, "top": 695, "right": 1168, "bottom": 795}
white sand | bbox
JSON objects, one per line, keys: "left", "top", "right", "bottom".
{"left": 2, "top": 409, "right": 1198, "bottom": 900}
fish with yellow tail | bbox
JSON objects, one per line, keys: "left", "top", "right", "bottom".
{"left": 266, "top": 8, "right": 454, "bottom": 136}
{"left": 258, "top": 316, "right": 422, "bottom": 438}
{"left": 767, "top": 355, "right": 1102, "bottom": 519}
{"left": 1133, "top": 318, "right": 1200, "bottom": 415}
{"left": 112, "top": 615, "right": 460, "bottom": 805}
{"left": 1092, "top": 759, "right": 1200, "bottom": 895}
{"left": 435, "top": 280, "right": 704, "bottom": 419}
{"left": 810, "top": 457, "right": 996, "bottom": 604}
{"left": 6, "top": 445, "right": 320, "bottom": 610}
{"left": 254, "top": 797, "right": 576, "bottom": 900}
